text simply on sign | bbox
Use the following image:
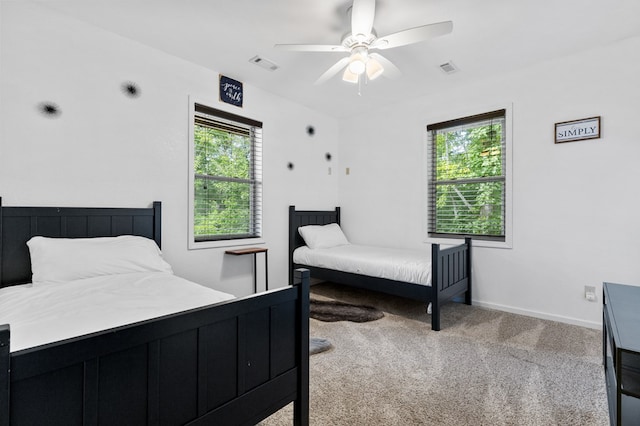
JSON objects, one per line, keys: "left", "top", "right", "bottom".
{"left": 555, "top": 116, "right": 600, "bottom": 143}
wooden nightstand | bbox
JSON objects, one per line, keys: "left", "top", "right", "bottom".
{"left": 225, "top": 247, "right": 268, "bottom": 293}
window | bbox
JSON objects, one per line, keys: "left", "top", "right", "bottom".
{"left": 427, "top": 109, "right": 508, "bottom": 243}
{"left": 189, "top": 102, "right": 262, "bottom": 247}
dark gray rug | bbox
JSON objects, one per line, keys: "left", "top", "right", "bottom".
{"left": 310, "top": 299, "right": 384, "bottom": 323}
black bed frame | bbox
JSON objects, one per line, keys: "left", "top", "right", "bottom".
{"left": 288, "top": 206, "right": 471, "bottom": 331}
{"left": 0, "top": 198, "right": 309, "bottom": 426}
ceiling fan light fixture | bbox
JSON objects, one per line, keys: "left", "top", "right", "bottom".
{"left": 348, "top": 58, "right": 366, "bottom": 75}
{"left": 365, "top": 58, "right": 384, "bottom": 80}
{"left": 347, "top": 47, "right": 367, "bottom": 75}
{"left": 342, "top": 67, "right": 359, "bottom": 84}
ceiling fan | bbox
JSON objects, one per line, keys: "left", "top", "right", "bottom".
{"left": 274, "top": 0, "right": 453, "bottom": 85}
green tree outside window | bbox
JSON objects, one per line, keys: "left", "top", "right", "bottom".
{"left": 193, "top": 106, "right": 262, "bottom": 242}
{"left": 428, "top": 110, "right": 506, "bottom": 240}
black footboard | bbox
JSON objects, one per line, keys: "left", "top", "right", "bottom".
{"left": 0, "top": 270, "right": 310, "bottom": 426}
{"left": 430, "top": 237, "right": 472, "bottom": 331}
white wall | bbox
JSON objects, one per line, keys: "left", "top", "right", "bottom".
{"left": 0, "top": 2, "right": 339, "bottom": 296}
{"left": 338, "top": 36, "right": 640, "bottom": 328}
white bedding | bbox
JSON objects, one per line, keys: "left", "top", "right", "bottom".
{"left": 293, "top": 244, "right": 432, "bottom": 286}
{"left": 0, "top": 272, "right": 235, "bottom": 353}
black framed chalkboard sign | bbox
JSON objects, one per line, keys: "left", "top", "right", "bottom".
{"left": 219, "top": 75, "right": 243, "bottom": 108}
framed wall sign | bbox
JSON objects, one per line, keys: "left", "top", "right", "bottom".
{"left": 555, "top": 116, "right": 601, "bottom": 144}
{"left": 219, "top": 75, "right": 243, "bottom": 108}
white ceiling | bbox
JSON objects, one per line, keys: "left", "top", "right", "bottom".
{"left": 32, "top": 0, "right": 640, "bottom": 118}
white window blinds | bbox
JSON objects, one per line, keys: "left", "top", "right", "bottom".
{"left": 427, "top": 109, "right": 506, "bottom": 241}
{"left": 193, "top": 104, "right": 262, "bottom": 242}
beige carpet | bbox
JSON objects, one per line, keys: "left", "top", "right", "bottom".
{"left": 260, "top": 282, "right": 609, "bottom": 426}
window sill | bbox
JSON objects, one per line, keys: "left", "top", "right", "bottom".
{"left": 426, "top": 236, "right": 512, "bottom": 249}
{"left": 188, "top": 238, "right": 265, "bottom": 250}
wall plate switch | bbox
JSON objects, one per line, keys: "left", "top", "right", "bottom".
{"left": 585, "top": 285, "right": 597, "bottom": 302}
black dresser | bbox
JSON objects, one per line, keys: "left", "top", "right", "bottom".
{"left": 603, "top": 282, "right": 640, "bottom": 425}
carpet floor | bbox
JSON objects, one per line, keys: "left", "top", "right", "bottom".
{"left": 260, "top": 282, "right": 609, "bottom": 426}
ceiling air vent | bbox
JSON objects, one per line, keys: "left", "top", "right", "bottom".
{"left": 439, "top": 61, "right": 458, "bottom": 74}
{"left": 249, "top": 55, "right": 279, "bottom": 71}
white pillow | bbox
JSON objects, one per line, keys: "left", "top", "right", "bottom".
{"left": 27, "top": 235, "right": 173, "bottom": 285}
{"left": 298, "top": 223, "right": 350, "bottom": 249}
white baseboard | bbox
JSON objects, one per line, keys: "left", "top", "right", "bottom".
{"left": 472, "top": 300, "right": 602, "bottom": 330}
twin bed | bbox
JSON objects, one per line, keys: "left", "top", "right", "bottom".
{"left": 289, "top": 206, "right": 472, "bottom": 331}
{"left": 0, "top": 199, "right": 309, "bottom": 426}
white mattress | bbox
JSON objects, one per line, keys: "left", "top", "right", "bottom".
{"left": 293, "top": 244, "right": 432, "bottom": 286}
{"left": 0, "top": 272, "right": 235, "bottom": 352}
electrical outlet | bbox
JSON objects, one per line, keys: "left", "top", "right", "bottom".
{"left": 585, "top": 285, "right": 597, "bottom": 302}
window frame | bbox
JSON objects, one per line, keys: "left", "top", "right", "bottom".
{"left": 423, "top": 104, "right": 513, "bottom": 249}
{"left": 188, "top": 97, "right": 264, "bottom": 249}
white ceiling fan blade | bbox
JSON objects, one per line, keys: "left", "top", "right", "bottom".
{"left": 351, "top": 0, "right": 376, "bottom": 37}
{"left": 369, "top": 53, "right": 401, "bottom": 79}
{"left": 372, "top": 21, "right": 453, "bottom": 50}
{"left": 274, "top": 44, "right": 347, "bottom": 52}
{"left": 314, "top": 57, "right": 351, "bottom": 85}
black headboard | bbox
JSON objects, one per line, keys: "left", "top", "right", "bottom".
{"left": 288, "top": 206, "right": 340, "bottom": 284}
{"left": 0, "top": 198, "right": 161, "bottom": 288}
